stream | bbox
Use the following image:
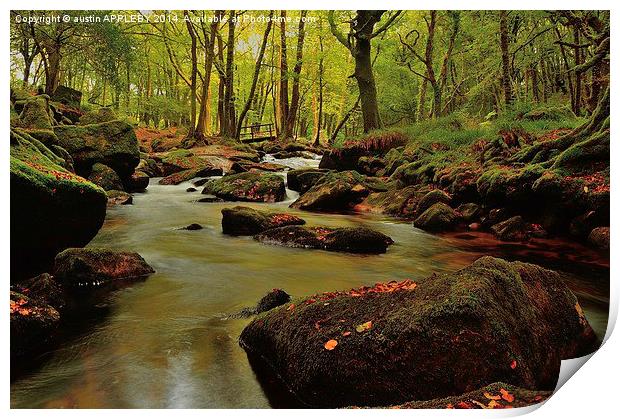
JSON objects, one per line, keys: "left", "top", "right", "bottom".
{"left": 10, "top": 156, "right": 609, "bottom": 408}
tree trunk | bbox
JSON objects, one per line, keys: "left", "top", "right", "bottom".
{"left": 499, "top": 11, "right": 513, "bottom": 108}
{"left": 196, "top": 14, "right": 219, "bottom": 139}
{"left": 184, "top": 11, "right": 198, "bottom": 138}
{"left": 284, "top": 10, "right": 307, "bottom": 139}
{"left": 236, "top": 12, "right": 273, "bottom": 138}
{"left": 277, "top": 10, "right": 290, "bottom": 139}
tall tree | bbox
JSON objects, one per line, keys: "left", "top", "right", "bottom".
{"left": 499, "top": 10, "right": 513, "bottom": 107}
{"left": 284, "top": 10, "right": 308, "bottom": 139}
{"left": 329, "top": 10, "right": 402, "bottom": 132}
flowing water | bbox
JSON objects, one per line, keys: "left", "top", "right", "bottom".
{"left": 11, "top": 156, "right": 609, "bottom": 408}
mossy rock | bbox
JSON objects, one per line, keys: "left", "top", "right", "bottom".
{"left": 286, "top": 168, "right": 330, "bottom": 193}
{"left": 19, "top": 96, "right": 54, "bottom": 130}
{"left": 491, "top": 216, "right": 529, "bottom": 242}
{"left": 522, "top": 106, "right": 575, "bottom": 121}
{"left": 51, "top": 85, "right": 82, "bottom": 108}
{"left": 160, "top": 150, "right": 221, "bottom": 176}
{"left": 357, "top": 185, "right": 428, "bottom": 218}
{"left": 54, "top": 120, "right": 140, "bottom": 179}
{"left": 53, "top": 248, "right": 154, "bottom": 287}
{"left": 136, "top": 158, "right": 162, "bottom": 178}
{"left": 588, "top": 227, "right": 609, "bottom": 250}
{"left": 10, "top": 129, "right": 107, "bottom": 280}
{"left": 416, "top": 189, "right": 452, "bottom": 215}
{"left": 413, "top": 202, "right": 460, "bottom": 232}
{"left": 389, "top": 382, "right": 550, "bottom": 409}
{"left": 106, "top": 190, "right": 133, "bottom": 206}
{"left": 255, "top": 225, "right": 394, "bottom": 253}
{"left": 10, "top": 291, "right": 60, "bottom": 360}
{"left": 476, "top": 164, "right": 545, "bottom": 207}
{"left": 457, "top": 203, "right": 481, "bottom": 222}
{"left": 221, "top": 206, "right": 305, "bottom": 236}
{"left": 290, "top": 171, "right": 369, "bottom": 211}
{"left": 239, "top": 257, "right": 596, "bottom": 408}
{"left": 125, "top": 170, "right": 150, "bottom": 191}
{"left": 88, "top": 163, "right": 124, "bottom": 191}
{"left": 202, "top": 172, "right": 286, "bottom": 203}
{"left": 78, "top": 107, "right": 117, "bottom": 125}
{"left": 159, "top": 165, "right": 223, "bottom": 185}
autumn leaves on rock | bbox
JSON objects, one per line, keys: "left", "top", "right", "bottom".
{"left": 240, "top": 257, "right": 596, "bottom": 408}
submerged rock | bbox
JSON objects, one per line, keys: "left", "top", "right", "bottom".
{"left": 255, "top": 225, "right": 394, "bottom": 254}
{"left": 239, "top": 257, "right": 596, "bottom": 408}
{"left": 54, "top": 248, "right": 154, "bottom": 287}
{"left": 203, "top": 172, "right": 286, "bottom": 203}
{"left": 221, "top": 206, "right": 305, "bottom": 236}
{"left": 10, "top": 129, "right": 107, "bottom": 280}
{"left": 413, "top": 202, "right": 460, "bottom": 232}
{"left": 181, "top": 223, "right": 203, "bottom": 231}
{"left": 256, "top": 289, "right": 291, "bottom": 314}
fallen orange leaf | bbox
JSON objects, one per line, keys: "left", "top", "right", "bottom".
{"left": 287, "top": 304, "right": 295, "bottom": 311}
{"left": 484, "top": 392, "right": 501, "bottom": 400}
{"left": 510, "top": 360, "right": 517, "bottom": 369}
{"left": 324, "top": 339, "right": 338, "bottom": 351}
{"left": 500, "top": 388, "right": 514, "bottom": 403}
{"left": 342, "top": 331, "right": 351, "bottom": 336}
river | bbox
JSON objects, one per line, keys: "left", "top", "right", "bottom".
{"left": 10, "top": 156, "right": 609, "bottom": 408}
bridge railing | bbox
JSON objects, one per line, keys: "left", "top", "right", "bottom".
{"left": 239, "top": 123, "right": 275, "bottom": 142}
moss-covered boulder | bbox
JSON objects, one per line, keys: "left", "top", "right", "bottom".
{"left": 51, "top": 85, "right": 82, "bottom": 109}
{"left": 87, "top": 162, "right": 124, "bottom": 191}
{"left": 389, "top": 382, "right": 550, "bottom": 409}
{"left": 256, "top": 289, "right": 291, "bottom": 314}
{"left": 457, "top": 203, "right": 481, "bottom": 223}
{"left": 491, "top": 216, "right": 529, "bottom": 242}
{"left": 10, "top": 291, "right": 60, "bottom": 359}
{"left": 588, "top": 227, "right": 609, "bottom": 250}
{"left": 159, "top": 166, "right": 223, "bottom": 185}
{"left": 221, "top": 206, "right": 305, "bottom": 236}
{"left": 286, "top": 168, "right": 330, "bottom": 192}
{"left": 54, "top": 120, "right": 140, "bottom": 178}
{"left": 13, "top": 273, "right": 66, "bottom": 312}
{"left": 106, "top": 190, "right": 133, "bottom": 206}
{"left": 10, "top": 130, "right": 107, "bottom": 280}
{"left": 522, "top": 105, "right": 575, "bottom": 121}
{"left": 160, "top": 150, "right": 222, "bottom": 176}
{"left": 136, "top": 158, "right": 162, "bottom": 178}
{"left": 255, "top": 225, "right": 394, "bottom": 254}
{"left": 416, "top": 189, "right": 452, "bottom": 214}
{"left": 54, "top": 248, "right": 154, "bottom": 287}
{"left": 78, "top": 107, "right": 116, "bottom": 125}
{"left": 413, "top": 202, "right": 460, "bottom": 232}
{"left": 290, "top": 171, "right": 369, "bottom": 211}
{"left": 355, "top": 185, "right": 428, "bottom": 218}
{"left": 203, "top": 172, "right": 286, "bottom": 202}
{"left": 240, "top": 257, "right": 596, "bottom": 408}
{"left": 18, "top": 96, "right": 54, "bottom": 129}
{"left": 125, "top": 170, "right": 150, "bottom": 191}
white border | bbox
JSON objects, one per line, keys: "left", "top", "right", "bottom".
{"left": 2, "top": 1, "right": 618, "bottom": 417}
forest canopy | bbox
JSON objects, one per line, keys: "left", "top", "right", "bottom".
{"left": 10, "top": 10, "right": 610, "bottom": 144}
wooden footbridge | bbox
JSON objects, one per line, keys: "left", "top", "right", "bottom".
{"left": 239, "top": 123, "right": 276, "bottom": 143}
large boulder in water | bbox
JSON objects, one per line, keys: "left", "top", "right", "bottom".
{"left": 286, "top": 168, "right": 330, "bottom": 193}
{"left": 54, "top": 120, "right": 140, "bottom": 179}
{"left": 255, "top": 225, "right": 394, "bottom": 254}
{"left": 160, "top": 150, "right": 223, "bottom": 177}
{"left": 10, "top": 130, "right": 107, "bottom": 280}
{"left": 221, "top": 206, "right": 305, "bottom": 236}
{"left": 159, "top": 166, "right": 222, "bottom": 185}
{"left": 125, "top": 170, "right": 150, "bottom": 191}
{"left": 54, "top": 248, "right": 155, "bottom": 287}
{"left": 203, "top": 172, "right": 286, "bottom": 203}
{"left": 491, "top": 216, "right": 529, "bottom": 241}
{"left": 290, "top": 171, "right": 369, "bottom": 211}
{"left": 240, "top": 257, "right": 596, "bottom": 408}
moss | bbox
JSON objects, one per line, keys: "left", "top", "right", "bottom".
{"left": 54, "top": 120, "right": 140, "bottom": 178}
{"left": 78, "top": 107, "right": 117, "bottom": 125}
{"left": 240, "top": 257, "right": 596, "bottom": 408}
{"left": 413, "top": 202, "right": 460, "bottom": 231}
{"left": 10, "top": 130, "right": 107, "bottom": 280}
{"left": 19, "top": 96, "right": 54, "bottom": 130}
{"left": 290, "top": 171, "right": 369, "bottom": 211}
{"left": 221, "top": 206, "right": 305, "bottom": 235}
{"left": 203, "top": 172, "right": 286, "bottom": 203}
{"left": 88, "top": 163, "right": 124, "bottom": 191}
